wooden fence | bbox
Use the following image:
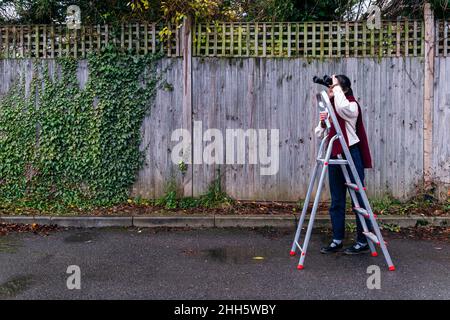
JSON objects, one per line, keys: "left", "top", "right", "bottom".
{"left": 2, "top": 19, "right": 450, "bottom": 59}
{"left": 0, "top": 57, "right": 430, "bottom": 201}
{"left": 0, "top": 6, "right": 449, "bottom": 201}
{"left": 189, "top": 57, "right": 426, "bottom": 200}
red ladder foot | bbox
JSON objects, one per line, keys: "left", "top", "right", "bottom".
{"left": 297, "top": 264, "right": 304, "bottom": 270}
{"left": 371, "top": 252, "right": 378, "bottom": 257}
{"left": 289, "top": 251, "right": 296, "bottom": 256}
{"left": 388, "top": 265, "right": 396, "bottom": 271}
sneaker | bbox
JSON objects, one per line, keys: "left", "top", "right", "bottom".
{"left": 320, "top": 240, "right": 343, "bottom": 254}
{"left": 343, "top": 242, "right": 370, "bottom": 255}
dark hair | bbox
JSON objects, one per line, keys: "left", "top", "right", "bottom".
{"left": 336, "top": 74, "right": 353, "bottom": 96}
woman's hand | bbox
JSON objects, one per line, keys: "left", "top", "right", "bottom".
{"left": 332, "top": 74, "right": 339, "bottom": 85}
{"left": 327, "top": 87, "right": 334, "bottom": 98}
{"left": 319, "top": 111, "right": 328, "bottom": 128}
{"left": 328, "top": 75, "right": 339, "bottom": 98}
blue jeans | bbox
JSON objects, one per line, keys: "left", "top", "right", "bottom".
{"left": 328, "top": 143, "right": 372, "bottom": 243}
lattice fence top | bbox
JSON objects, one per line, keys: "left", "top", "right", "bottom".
{"left": 436, "top": 20, "right": 450, "bottom": 57}
{"left": 0, "top": 20, "right": 449, "bottom": 59}
{"left": 194, "top": 20, "right": 426, "bottom": 58}
{"left": 0, "top": 23, "right": 181, "bottom": 59}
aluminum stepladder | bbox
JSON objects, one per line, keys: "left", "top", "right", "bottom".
{"left": 289, "top": 90, "right": 395, "bottom": 271}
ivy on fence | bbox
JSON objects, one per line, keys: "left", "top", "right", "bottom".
{"left": 0, "top": 47, "right": 163, "bottom": 210}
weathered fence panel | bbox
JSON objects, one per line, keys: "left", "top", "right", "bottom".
{"left": 131, "top": 58, "right": 185, "bottom": 199}
{"left": 433, "top": 57, "right": 450, "bottom": 199}
{"left": 0, "top": 56, "right": 433, "bottom": 201}
{"left": 191, "top": 57, "right": 424, "bottom": 201}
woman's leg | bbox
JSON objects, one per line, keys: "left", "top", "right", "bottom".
{"left": 328, "top": 163, "right": 347, "bottom": 241}
{"left": 348, "top": 145, "right": 372, "bottom": 243}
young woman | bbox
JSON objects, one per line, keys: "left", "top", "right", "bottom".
{"left": 314, "top": 74, "right": 373, "bottom": 255}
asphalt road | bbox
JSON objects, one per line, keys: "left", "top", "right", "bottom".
{"left": 0, "top": 227, "right": 449, "bottom": 299}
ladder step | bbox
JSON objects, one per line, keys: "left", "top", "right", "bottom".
{"left": 354, "top": 207, "right": 370, "bottom": 218}
{"left": 354, "top": 207, "right": 378, "bottom": 219}
{"left": 295, "top": 241, "right": 303, "bottom": 252}
{"left": 345, "top": 183, "right": 366, "bottom": 191}
{"left": 363, "top": 232, "right": 380, "bottom": 245}
{"left": 317, "top": 159, "right": 349, "bottom": 165}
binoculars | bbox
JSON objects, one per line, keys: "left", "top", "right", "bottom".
{"left": 312, "top": 75, "right": 333, "bottom": 87}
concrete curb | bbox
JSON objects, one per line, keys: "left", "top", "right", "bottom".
{"left": 214, "top": 215, "right": 295, "bottom": 228}
{"left": 0, "top": 214, "right": 448, "bottom": 229}
{"left": 0, "top": 216, "right": 133, "bottom": 228}
{"left": 133, "top": 216, "right": 214, "bottom": 228}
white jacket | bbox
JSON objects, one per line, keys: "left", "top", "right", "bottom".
{"left": 314, "top": 86, "right": 360, "bottom": 146}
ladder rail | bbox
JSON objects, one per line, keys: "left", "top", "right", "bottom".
{"left": 290, "top": 133, "right": 329, "bottom": 255}
{"left": 290, "top": 161, "right": 319, "bottom": 255}
{"left": 297, "top": 134, "right": 339, "bottom": 269}
{"left": 338, "top": 159, "right": 377, "bottom": 256}
{"left": 336, "top": 133, "right": 394, "bottom": 267}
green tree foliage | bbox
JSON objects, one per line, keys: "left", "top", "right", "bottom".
{"left": 1, "top": 0, "right": 448, "bottom": 24}
{"left": 373, "top": 0, "right": 449, "bottom": 19}
{"left": 0, "top": 0, "right": 161, "bottom": 24}
{"left": 430, "top": 0, "right": 450, "bottom": 18}
{"left": 230, "top": 0, "right": 360, "bottom": 22}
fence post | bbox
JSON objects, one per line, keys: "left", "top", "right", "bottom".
{"left": 182, "top": 16, "right": 193, "bottom": 197}
{"left": 423, "top": 2, "right": 434, "bottom": 188}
